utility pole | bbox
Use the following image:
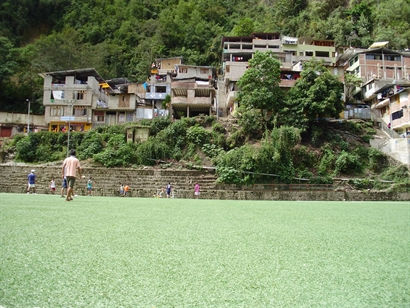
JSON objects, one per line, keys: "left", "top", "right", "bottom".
{"left": 26, "top": 99, "right": 30, "bottom": 133}
{"left": 67, "top": 100, "right": 74, "bottom": 157}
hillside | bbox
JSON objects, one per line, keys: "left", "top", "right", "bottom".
{"left": 1, "top": 116, "right": 408, "bottom": 192}
{"left": 1, "top": 0, "right": 409, "bottom": 113}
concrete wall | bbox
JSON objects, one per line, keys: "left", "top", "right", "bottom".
{"left": 370, "top": 138, "right": 410, "bottom": 165}
{"left": 0, "top": 112, "right": 46, "bottom": 127}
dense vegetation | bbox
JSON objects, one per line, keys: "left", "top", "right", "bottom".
{"left": 1, "top": 114, "right": 409, "bottom": 191}
{"left": 0, "top": 0, "right": 409, "bottom": 113}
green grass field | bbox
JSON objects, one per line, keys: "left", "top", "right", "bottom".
{"left": 0, "top": 193, "right": 409, "bottom": 307}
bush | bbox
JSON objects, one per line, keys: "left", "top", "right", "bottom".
{"left": 212, "top": 122, "right": 226, "bottom": 134}
{"left": 216, "top": 166, "right": 243, "bottom": 184}
{"left": 237, "top": 108, "right": 264, "bottom": 138}
{"left": 348, "top": 178, "right": 374, "bottom": 190}
{"left": 226, "top": 128, "right": 246, "bottom": 148}
{"left": 318, "top": 147, "right": 336, "bottom": 176}
{"left": 136, "top": 137, "right": 171, "bottom": 165}
{"left": 15, "top": 137, "right": 36, "bottom": 162}
{"left": 149, "top": 117, "right": 172, "bottom": 136}
{"left": 334, "top": 151, "right": 362, "bottom": 175}
{"left": 187, "top": 125, "right": 211, "bottom": 145}
{"left": 381, "top": 165, "right": 409, "bottom": 182}
{"left": 214, "top": 145, "right": 257, "bottom": 184}
{"left": 291, "top": 145, "right": 317, "bottom": 169}
{"left": 93, "top": 135, "right": 138, "bottom": 167}
{"left": 202, "top": 144, "right": 224, "bottom": 158}
{"left": 77, "top": 131, "right": 104, "bottom": 160}
{"left": 368, "top": 148, "right": 388, "bottom": 173}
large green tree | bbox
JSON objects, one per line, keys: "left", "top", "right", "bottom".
{"left": 237, "top": 51, "right": 282, "bottom": 128}
{"left": 283, "top": 60, "right": 344, "bottom": 131}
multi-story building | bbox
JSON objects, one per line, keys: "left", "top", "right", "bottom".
{"left": 371, "top": 86, "right": 410, "bottom": 137}
{"left": 144, "top": 57, "right": 182, "bottom": 117}
{"left": 40, "top": 69, "right": 147, "bottom": 130}
{"left": 341, "top": 43, "right": 410, "bottom": 131}
{"left": 171, "top": 64, "right": 215, "bottom": 118}
{"left": 219, "top": 33, "right": 338, "bottom": 116}
{"left": 343, "top": 45, "right": 410, "bottom": 101}
{"left": 40, "top": 68, "right": 110, "bottom": 132}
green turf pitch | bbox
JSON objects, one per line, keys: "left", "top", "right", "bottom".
{"left": 0, "top": 193, "right": 409, "bottom": 307}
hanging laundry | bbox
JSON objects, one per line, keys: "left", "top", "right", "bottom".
{"left": 52, "top": 91, "right": 64, "bottom": 100}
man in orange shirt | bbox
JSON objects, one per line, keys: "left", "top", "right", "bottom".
{"left": 62, "top": 149, "right": 83, "bottom": 201}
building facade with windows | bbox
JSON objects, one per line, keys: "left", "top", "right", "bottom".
{"left": 218, "top": 33, "right": 338, "bottom": 116}
{"left": 171, "top": 64, "right": 215, "bottom": 118}
{"left": 40, "top": 69, "right": 109, "bottom": 132}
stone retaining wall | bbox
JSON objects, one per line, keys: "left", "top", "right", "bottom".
{"left": 0, "top": 164, "right": 409, "bottom": 201}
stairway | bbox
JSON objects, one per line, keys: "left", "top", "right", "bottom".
{"left": 370, "top": 111, "right": 410, "bottom": 166}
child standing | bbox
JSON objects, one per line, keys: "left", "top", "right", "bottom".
{"left": 50, "top": 177, "right": 56, "bottom": 194}
{"left": 166, "top": 182, "right": 172, "bottom": 198}
{"left": 194, "top": 182, "right": 200, "bottom": 199}
{"left": 87, "top": 177, "right": 93, "bottom": 196}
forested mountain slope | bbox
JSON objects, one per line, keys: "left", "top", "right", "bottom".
{"left": 0, "top": 0, "right": 409, "bottom": 113}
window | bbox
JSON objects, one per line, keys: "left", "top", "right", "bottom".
{"left": 392, "top": 109, "right": 403, "bottom": 120}
{"left": 195, "top": 89, "right": 210, "bottom": 97}
{"left": 73, "top": 107, "right": 87, "bottom": 116}
{"left": 225, "top": 65, "right": 230, "bottom": 73}
{"left": 268, "top": 45, "right": 279, "bottom": 49}
{"left": 316, "top": 51, "right": 329, "bottom": 57}
{"left": 366, "top": 54, "right": 382, "bottom": 60}
{"left": 385, "top": 55, "right": 401, "bottom": 61}
{"left": 50, "top": 107, "right": 63, "bottom": 116}
{"left": 73, "top": 90, "right": 85, "bottom": 100}
{"left": 305, "top": 51, "right": 314, "bottom": 56}
{"left": 229, "top": 44, "right": 240, "bottom": 49}
{"left": 349, "top": 56, "right": 359, "bottom": 67}
{"left": 255, "top": 44, "right": 266, "bottom": 48}
{"left": 156, "top": 86, "right": 167, "bottom": 93}
{"left": 200, "top": 68, "right": 209, "bottom": 74}
{"left": 94, "top": 111, "right": 104, "bottom": 122}
{"left": 179, "top": 67, "right": 187, "bottom": 73}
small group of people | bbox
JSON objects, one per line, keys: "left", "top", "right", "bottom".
{"left": 156, "top": 182, "right": 173, "bottom": 198}
{"left": 27, "top": 150, "right": 202, "bottom": 200}
{"left": 119, "top": 183, "right": 130, "bottom": 196}
{"left": 155, "top": 182, "right": 200, "bottom": 199}
{"left": 27, "top": 149, "right": 94, "bottom": 200}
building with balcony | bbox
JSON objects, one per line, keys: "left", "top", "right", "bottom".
{"left": 372, "top": 86, "right": 410, "bottom": 137}
{"left": 171, "top": 65, "right": 215, "bottom": 118}
{"left": 218, "top": 33, "right": 338, "bottom": 116}
{"left": 40, "top": 68, "right": 109, "bottom": 132}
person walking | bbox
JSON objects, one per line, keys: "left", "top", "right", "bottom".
{"left": 27, "top": 169, "right": 36, "bottom": 194}
{"left": 62, "top": 149, "right": 83, "bottom": 202}
{"left": 194, "top": 182, "right": 200, "bottom": 199}
{"left": 61, "top": 177, "right": 67, "bottom": 198}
